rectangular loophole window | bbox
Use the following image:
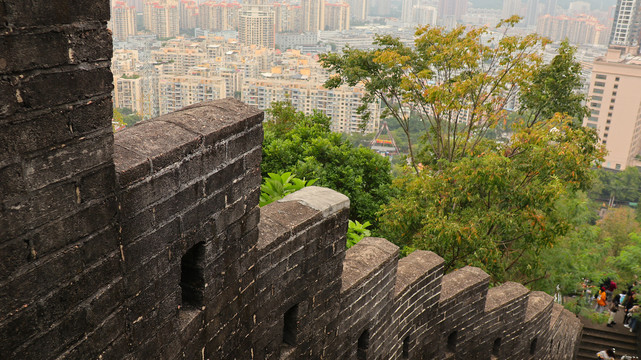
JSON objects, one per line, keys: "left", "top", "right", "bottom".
{"left": 529, "top": 337, "right": 538, "bottom": 355}
{"left": 492, "top": 338, "right": 501, "bottom": 356}
{"left": 447, "top": 331, "right": 457, "bottom": 353}
{"left": 402, "top": 335, "right": 410, "bottom": 358}
{"left": 180, "top": 242, "right": 205, "bottom": 309}
{"left": 357, "top": 329, "right": 369, "bottom": 360}
{"left": 283, "top": 304, "right": 299, "bottom": 346}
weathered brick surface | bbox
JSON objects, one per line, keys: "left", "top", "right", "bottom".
{"left": 1, "top": 2, "right": 583, "bottom": 356}
{"left": 0, "top": 4, "right": 116, "bottom": 358}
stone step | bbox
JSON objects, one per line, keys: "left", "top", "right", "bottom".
{"left": 579, "top": 340, "right": 636, "bottom": 354}
{"left": 582, "top": 330, "right": 637, "bottom": 347}
{"left": 578, "top": 312, "right": 638, "bottom": 360}
{"left": 577, "top": 347, "right": 639, "bottom": 360}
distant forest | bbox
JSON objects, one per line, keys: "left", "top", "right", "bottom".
{"left": 471, "top": 0, "right": 617, "bottom": 11}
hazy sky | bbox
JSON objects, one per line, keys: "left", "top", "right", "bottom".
{"left": 471, "top": 0, "right": 617, "bottom": 11}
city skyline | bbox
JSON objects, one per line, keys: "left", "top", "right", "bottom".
{"left": 107, "top": 0, "right": 641, "bottom": 170}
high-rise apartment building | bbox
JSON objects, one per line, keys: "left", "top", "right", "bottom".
{"left": 144, "top": 1, "right": 180, "bottom": 38}
{"left": 273, "top": 3, "right": 303, "bottom": 33}
{"left": 414, "top": 5, "right": 437, "bottom": 26}
{"left": 610, "top": 0, "right": 641, "bottom": 50}
{"left": 401, "top": 0, "right": 415, "bottom": 24}
{"left": 537, "top": 14, "right": 609, "bottom": 46}
{"left": 324, "top": 3, "right": 350, "bottom": 31}
{"left": 179, "top": 0, "right": 199, "bottom": 30}
{"left": 584, "top": 48, "right": 641, "bottom": 170}
{"left": 238, "top": 6, "right": 276, "bottom": 48}
{"left": 302, "top": 0, "right": 325, "bottom": 32}
{"left": 437, "top": 0, "right": 467, "bottom": 21}
{"left": 152, "top": 41, "right": 207, "bottom": 73}
{"left": 199, "top": 1, "right": 241, "bottom": 32}
{"left": 524, "top": 0, "right": 539, "bottom": 27}
{"left": 129, "top": 0, "right": 145, "bottom": 12}
{"left": 241, "top": 77, "right": 381, "bottom": 134}
{"left": 158, "top": 74, "right": 227, "bottom": 114}
{"left": 402, "top": 0, "right": 436, "bottom": 27}
{"left": 114, "top": 75, "right": 144, "bottom": 114}
{"left": 369, "top": 0, "right": 390, "bottom": 17}
{"left": 346, "top": 0, "right": 367, "bottom": 21}
{"left": 502, "top": 0, "right": 522, "bottom": 18}
{"left": 543, "top": 0, "right": 557, "bottom": 16}
{"left": 112, "top": 1, "right": 137, "bottom": 41}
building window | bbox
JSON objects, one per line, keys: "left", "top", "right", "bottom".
{"left": 616, "top": 164, "right": 622, "bottom": 170}
{"left": 603, "top": 140, "right": 607, "bottom": 144}
{"left": 610, "top": 106, "right": 615, "bottom": 110}
{"left": 614, "top": 84, "right": 619, "bottom": 89}
{"left": 592, "top": 95, "right": 603, "bottom": 101}
{"left": 596, "top": 74, "right": 607, "bottom": 80}
{"left": 605, "top": 127, "right": 610, "bottom": 131}
{"left": 591, "top": 109, "right": 600, "bottom": 115}
{"left": 608, "top": 113, "right": 613, "bottom": 117}
{"left": 611, "top": 99, "right": 616, "bottom": 103}
{"left": 604, "top": 133, "right": 608, "bottom": 137}
{"left": 591, "top": 102, "right": 601, "bottom": 108}
{"left": 594, "top": 88, "right": 604, "bottom": 94}
{"left": 589, "top": 116, "right": 599, "bottom": 122}
{"left": 594, "top": 81, "right": 606, "bottom": 87}
{"left": 612, "top": 92, "right": 617, "bottom": 96}
{"left": 616, "top": 77, "right": 620, "bottom": 81}
{"left": 283, "top": 304, "right": 299, "bottom": 346}
{"left": 607, "top": 120, "right": 611, "bottom": 124}
{"left": 181, "top": 242, "right": 206, "bottom": 309}
{"left": 587, "top": 123, "right": 597, "bottom": 129}
{"left": 357, "top": 329, "right": 370, "bottom": 360}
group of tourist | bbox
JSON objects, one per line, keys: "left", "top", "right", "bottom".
{"left": 588, "top": 279, "right": 641, "bottom": 359}
{"left": 594, "top": 279, "right": 641, "bottom": 333}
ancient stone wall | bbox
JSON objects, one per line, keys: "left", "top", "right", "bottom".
{"left": 1, "top": 1, "right": 117, "bottom": 358}
{"left": 0, "top": 1, "right": 583, "bottom": 359}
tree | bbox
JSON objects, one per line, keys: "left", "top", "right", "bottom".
{"left": 321, "top": 19, "right": 604, "bottom": 284}
{"left": 321, "top": 17, "right": 555, "bottom": 172}
{"left": 588, "top": 167, "right": 641, "bottom": 205}
{"left": 262, "top": 102, "right": 394, "bottom": 225}
{"left": 518, "top": 40, "right": 589, "bottom": 127}
{"left": 597, "top": 207, "right": 641, "bottom": 256}
{"left": 378, "top": 116, "right": 605, "bottom": 283}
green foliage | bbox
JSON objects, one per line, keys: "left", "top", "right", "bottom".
{"left": 321, "top": 18, "right": 553, "bottom": 171}
{"left": 121, "top": 74, "right": 141, "bottom": 79}
{"left": 262, "top": 101, "right": 393, "bottom": 225}
{"left": 598, "top": 207, "right": 641, "bottom": 256}
{"left": 612, "top": 232, "right": 641, "bottom": 281}
{"left": 113, "top": 108, "right": 143, "bottom": 128}
{"left": 589, "top": 167, "right": 641, "bottom": 205}
{"left": 518, "top": 41, "right": 589, "bottom": 127}
{"left": 259, "top": 172, "right": 317, "bottom": 207}
{"left": 112, "top": 108, "right": 126, "bottom": 131}
{"left": 584, "top": 309, "right": 610, "bottom": 325}
{"left": 265, "top": 101, "right": 331, "bottom": 136}
{"left": 378, "top": 116, "right": 605, "bottom": 284}
{"left": 322, "top": 19, "right": 604, "bottom": 286}
{"left": 533, "top": 199, "right": 641, "bottom": 295}
{"left": 562, "top": 297, "right": 607, "bottom": 323}
{"left": 346, "top": 220, "right": 371, "bottom": 248}
{"left": 533, "top": 219, "right": 607, "bottom": 295}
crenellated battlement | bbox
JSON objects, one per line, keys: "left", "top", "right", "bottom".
{"left": 0, "top": 2, "right": 581, "bottom": 359}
